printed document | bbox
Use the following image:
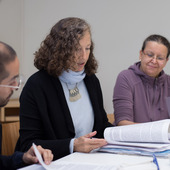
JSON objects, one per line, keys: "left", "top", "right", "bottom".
{"left": 100, "top": 119, "right": 170, "bottom": 157}
{"left": 104, "top": 119, "right": 170, "bottom": 144}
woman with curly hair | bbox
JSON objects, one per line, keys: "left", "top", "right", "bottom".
{"left": 17, "top": 17, "right": 112, "bottom": 160}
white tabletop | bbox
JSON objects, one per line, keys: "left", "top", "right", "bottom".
{"left": 19, "top": 152, "right": 170, "bottom": 170}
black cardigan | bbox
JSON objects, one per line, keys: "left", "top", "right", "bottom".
{"left": 17, "top": 70, "right": 112, "bottom": 160}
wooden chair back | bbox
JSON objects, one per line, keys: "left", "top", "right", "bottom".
{"left": 107, "top": 114, "right": 115, "bottom": 124}
{"left": 1, "top": 121, "right": 20, "bottom": 155}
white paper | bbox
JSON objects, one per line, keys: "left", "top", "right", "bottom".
{"left": 104, "top": 119, "right": 170, "bottom": 144}
{"left": 32, "top": 143, "right": 57, "bottom": 170}
{"left": 19, "top": 145, "right": 118, "bottom": 170}
{"left": 18, "top": 162, "right": 118, "bottom": 170}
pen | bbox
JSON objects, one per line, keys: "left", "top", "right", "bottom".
{"left": 152, "top": 154, "right": 160, "bottom": 170}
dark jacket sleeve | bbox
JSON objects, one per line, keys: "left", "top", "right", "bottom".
{"left": 0, "top": 123, "right": 25, "bottom": 169}
{"left": 18, "top": 71, "right": 72, "bottom": 160}
{"left": 0, "top": 152, "right": 25, "bottom": 170}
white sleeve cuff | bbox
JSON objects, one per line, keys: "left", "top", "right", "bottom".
{"left": 69, "top": 138, "right": 75, "bottom": 153}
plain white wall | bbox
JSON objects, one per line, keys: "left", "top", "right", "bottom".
{"left": 0, "top": 0, "right": 23, "bottom": 98}
{"left": 1, "top": 0, "right": 170, "bottom": 114}
{"left": 0, "top": 0, "right": 22, "bottom": 54}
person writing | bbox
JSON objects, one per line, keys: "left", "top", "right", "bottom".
{"left": 113, "top": 34, "right": 170, "bottom": 126}
{"left": 0, "top": 41, "right": 53, "bottom": 169}
{"left": 17, "top": 17, "right": 112, "bottom": 160}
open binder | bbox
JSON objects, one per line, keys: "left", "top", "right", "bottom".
{"left": 100, "top": 119, "right": 170, "bottom": 157}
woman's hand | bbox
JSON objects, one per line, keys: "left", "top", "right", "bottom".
{"left": 23, "top": 145, "right": 53, "bottom": 165}
{"left": 74, "top": 131, "right": 107, "bottom": 153}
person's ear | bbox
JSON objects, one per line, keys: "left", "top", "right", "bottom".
{"left": 166, "top": 57, "right": 169, "bottom": 62}
{"left": 139, "top": 50, "right": 143, "bottom": 61}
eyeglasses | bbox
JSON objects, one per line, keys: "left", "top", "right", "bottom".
{"left": 0, "top": 75, "right": 25, "bottom": 89}
{"left": 142, "top": 51, "right": 167, "bottom": 62}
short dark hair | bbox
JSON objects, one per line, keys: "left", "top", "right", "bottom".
{"left": 141, "top": 34, "right": 170, "bottom": 58}
{"left": 0, "top": 41, "right": 17, "bottom": 82}
{"left": 34, "top": 17, "right": 98, "bottom": 77}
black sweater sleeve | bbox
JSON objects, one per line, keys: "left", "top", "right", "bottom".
{"left": 0, "top": 152, "right": 25, "bottom": 170}
{"left": 18, "top": 71, "right": 72, "bottom": 160}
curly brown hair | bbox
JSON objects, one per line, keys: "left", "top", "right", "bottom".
{"left": 34, "top": 17, "right": 98, "bottom": 77}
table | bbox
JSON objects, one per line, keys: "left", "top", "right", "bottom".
{"left": 19, "top": 152, "right": 170, "bottom": 170}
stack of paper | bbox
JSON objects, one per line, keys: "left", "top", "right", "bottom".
{"left": 100, "top": 119, "right": 170, "bottom": 157}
